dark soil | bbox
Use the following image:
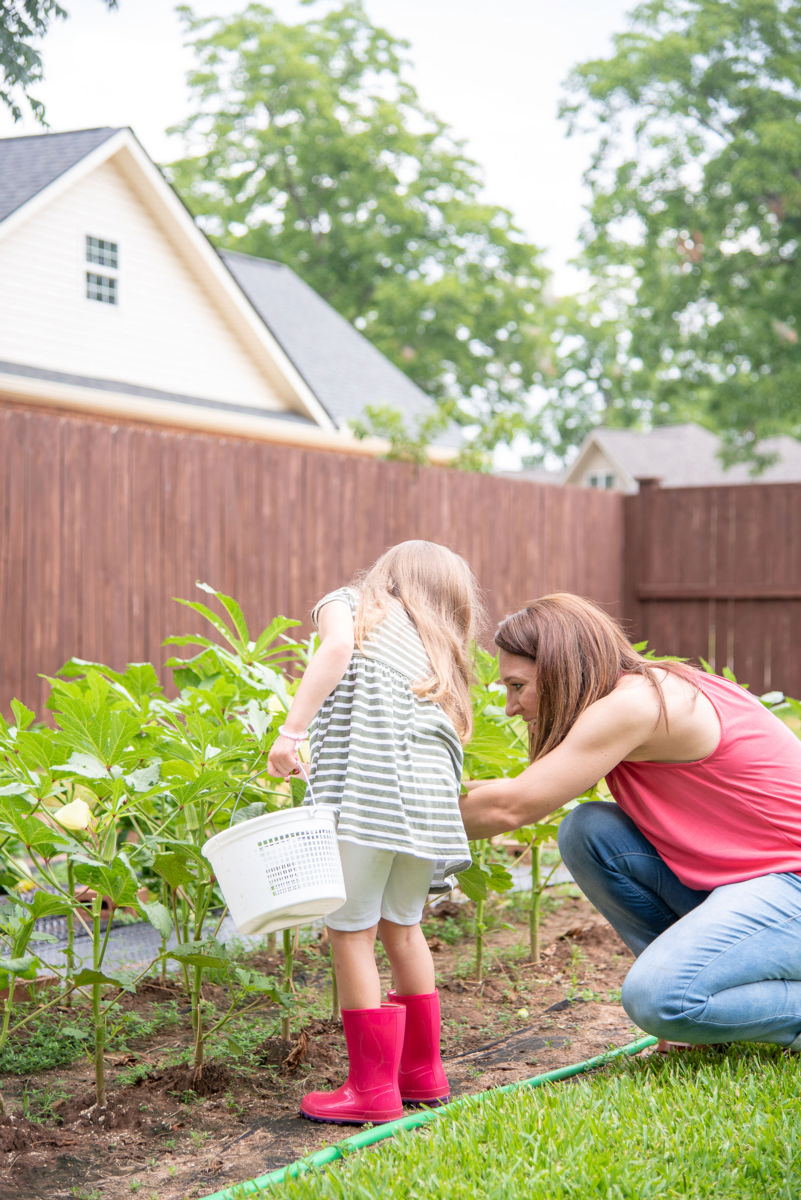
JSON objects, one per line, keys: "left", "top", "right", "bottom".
{"left": 0, "top": 893, "right": 638, "bottom": 1200}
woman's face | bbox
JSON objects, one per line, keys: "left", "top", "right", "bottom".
{"left": 498, "top": 649, "right": 539, "bottom": 722}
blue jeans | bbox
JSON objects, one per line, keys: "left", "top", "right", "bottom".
{"left": 558, "top": 802, "right": 801, "bottom": 1047}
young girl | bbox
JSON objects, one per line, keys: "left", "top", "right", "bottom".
{"left": 266, "top": 540, "right": 485, "bottom": 1125}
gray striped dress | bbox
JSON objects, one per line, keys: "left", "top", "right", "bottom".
{"left": 307, "top": 587, "right": 471, "bottom": 873}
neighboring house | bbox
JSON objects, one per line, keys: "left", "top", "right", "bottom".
{"left": 562, "top": 424, "right": 801, "bottom": 492}
{"left": 0, "top": 127, "right": 446, "bottom": 456}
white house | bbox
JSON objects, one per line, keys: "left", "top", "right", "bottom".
{"left": 562, "top": 424, "right": 801, "bottom": 492}
{"left": 0, "top": 126, "right": 447, "bottom": 457}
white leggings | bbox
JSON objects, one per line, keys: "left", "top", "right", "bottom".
{"left": 325, "top": 840, "right": 435, "bottom": 932}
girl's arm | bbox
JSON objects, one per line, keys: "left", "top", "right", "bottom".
{"left": 459, "top": 684, "right": 660, "bottom": 839}
{"left": 266, "top": 599, "right": 355, "bottom": 778}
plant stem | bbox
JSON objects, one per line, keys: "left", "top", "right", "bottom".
{"left": 191, "top": 961, "right": 204, "bottom": 1078}
{"left": 65, "top": 859, "right": 75, "bottom": 1006}
{"left": 91, "top": 894, "right": 106, "bottom": 1109}
{"left": 474, "top": 896, "right": 484, "bottom": 984}
{"left": 530, "top": 842, "right": 542, "bottom": 963}
{"left": 281, "top": 928, "right": 294, "bottom": 1043}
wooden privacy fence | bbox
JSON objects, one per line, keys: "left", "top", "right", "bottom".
{"left": 624, "top": 481, "right": 801, "bottom": 698}
{"left": 5, "top": 403, "right": 800, "bottom": 716}
{"left": 0, "top": 404, "right": 624, "bottom": 717}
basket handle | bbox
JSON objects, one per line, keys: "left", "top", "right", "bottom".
{"left": 296, "top": 762, "right": 317, "bottom": 806}
{"left": 226, "top": 761, "right": 316, "bottom": 830}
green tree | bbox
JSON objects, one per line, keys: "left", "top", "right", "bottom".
{"left": 165, "top": 1, "right": 553, "bottom": 453}
{"left": 0, "top": 1, "right": 118, "bottom": 123}
{"left": 558, "top": 0, "right": 801, "bottom": 467}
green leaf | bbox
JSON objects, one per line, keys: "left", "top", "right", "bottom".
{"left": 152, "top": 851, "right": 197, "bottom": 890}
{"left": 54, "top": 751, "right": 110, "bottom": 779}
{"left": 73, "top": 967, "right": 136, "bottom": 993}
{"left": 28, "top": 891, "right": 76, "bottom": 920}
{"left": 0, "top": 955, "right": 38, "bottom": 977}
{"left": 167, "top": 940, "right": 227, "bottom": 969}
{"left": 73, "top": 858, "right": 140, "bottom": 908}
{"left": 485, "top": 861, "right": 514, "bottom": 892}
{"left": 163, "top": 635, "right": 216, "bottom": 650}
{"left": 124, "top": 763, "right": 162, "bottom": 792}
{"left": 0, "top": 797, "right": 68, "bottom": 854}
{"left": 251, "top": 617, "right": 303, "bottom": 661}
{"left": 10, "top": 699, "right": 36, "bottom": 731}
{"left": 201, "top": 585, "right": 251, "bottom": 647}
{"left": 171, "top": 597, "right": 239, "bottom": 649}
{"left": 140, "top": 900, "right": 173, "bottom": 940}
{"left": 455, "top": 861, "right": 489, "bottom": 902}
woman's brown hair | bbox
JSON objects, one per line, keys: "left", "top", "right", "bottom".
{"left": 495, "top": 593, "right": 698, "bottom": 761}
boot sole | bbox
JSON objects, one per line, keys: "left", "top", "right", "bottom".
{"left": 300, "top": 1109, "right": 402, "bottom": 1126}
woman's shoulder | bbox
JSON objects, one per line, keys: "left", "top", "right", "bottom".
{"left": 588, "top": 673, "right": 666, "bottom": 730}
{"left": 613, "top": 667, "right": 722, "bottom": 763}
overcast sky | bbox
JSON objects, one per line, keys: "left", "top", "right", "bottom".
{"left": 0, "top": 0, "right": 635, "bottom": 292}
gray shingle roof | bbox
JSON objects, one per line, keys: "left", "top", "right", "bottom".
{"left": 220, "top": 250, "right": 444, "bottom": 435}
{"left": 568, "top": 424, "right": 801, "bottom": 489}
{"left": 0, "top": 127, "right": 121, "bottom": 224}
{"left": 0, "top": 358, "right": 313, "bottom": 423}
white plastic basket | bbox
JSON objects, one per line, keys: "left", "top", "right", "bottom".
{"left": 202, "top": 802, "right": 346, "bottom": 936}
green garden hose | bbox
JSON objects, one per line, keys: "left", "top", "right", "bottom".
{"left": 197, "top": 1034, "right": 658, "bottom": 1200}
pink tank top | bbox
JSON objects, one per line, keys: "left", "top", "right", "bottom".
{"left": 605, "top": 672, "right": 801, "bottom": 890}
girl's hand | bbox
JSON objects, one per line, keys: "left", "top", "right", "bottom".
{"left": 267, "top": 734, "right": 301, "bottom": 779}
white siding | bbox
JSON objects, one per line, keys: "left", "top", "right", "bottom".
{"left": 579, "top": 446, "right": 614, "bottom": 477}
{"left": 0, "top": 159, "right": 288, "bottom": 413}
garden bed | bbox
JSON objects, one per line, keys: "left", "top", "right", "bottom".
{"left": 0, "top": 891, "right": 637, "bottom": 1200}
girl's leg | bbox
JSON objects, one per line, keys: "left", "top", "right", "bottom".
{"left": 622, "top": 872, "right": 801, "bottom": 1047}
{"left": 378, "top": 920, "right": 435, "bottom": 995}
{"left": 379, "top": 855, "right": 449, "bottom": 1104}
{"left": 377, "top": 852, "right": 438, "bottom": 991}
{"left": 326, "top": 840, "right": 396, "bottom": 1006}
{"left": 328, "top": 926, "right": 381, "bottom": 1010}
{"left": 302, "top": 842, "right": 407, "bottom": 1124}
{"left": 558, "top": 801, "right": 709, "bottom": 955}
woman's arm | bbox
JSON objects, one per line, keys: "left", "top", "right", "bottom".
{"left": 460, "top": 683, "right": 660, "bottom": 839}
{"left": 266, "top": 599, "right": 355, "bottom": 778}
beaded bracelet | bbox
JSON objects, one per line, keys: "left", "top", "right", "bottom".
{"left": 277, "top": 724, "right": 309, "bottom": 743}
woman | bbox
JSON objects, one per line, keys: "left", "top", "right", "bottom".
{"left": 459, "top": 593, "right": 801, "bottom": 1052}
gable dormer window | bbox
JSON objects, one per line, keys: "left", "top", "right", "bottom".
{"left": 587, "top": 471, "right": 616, "bottom": 489}
{"left": 85, "top": 235, "right": 119, "bottom": 305}
{"left": 86, "top": 236, "right": 118, "bottom": 269}
{"left": 86, "top": 272, "right": 117, "bottom": 304}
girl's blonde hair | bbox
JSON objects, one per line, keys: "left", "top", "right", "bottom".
{"left": 354, "top": 540, "right": 485, "bottom": 742}
{"left": 495, "top": 592, "right": 699, "bottom": 761}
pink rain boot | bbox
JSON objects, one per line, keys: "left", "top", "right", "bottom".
{"left": 387, "top": 989, "right": 450, "bottom": 1105}
{"left": 300, "top": 1004, "right": 406, "bottom": 1125}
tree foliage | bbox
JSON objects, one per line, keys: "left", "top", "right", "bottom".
{"left": 165, "top": 1, "right": 553, "bottom": 453}
{"left": 0, "top": 0, "right": 118, "bottom": 123}
{"left": 558, "top": 0, "right": 801, "bottom": 466}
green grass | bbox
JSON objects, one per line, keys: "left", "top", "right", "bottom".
{"left": 259, "top": 1044, "right": 801, "bottom": 1199}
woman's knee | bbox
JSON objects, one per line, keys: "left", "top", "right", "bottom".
{"left": 557, "top": 801, "right": 619, "bottom": 870}
{"left": 621, "top": 958, "right": 695, "bottom": 1038}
